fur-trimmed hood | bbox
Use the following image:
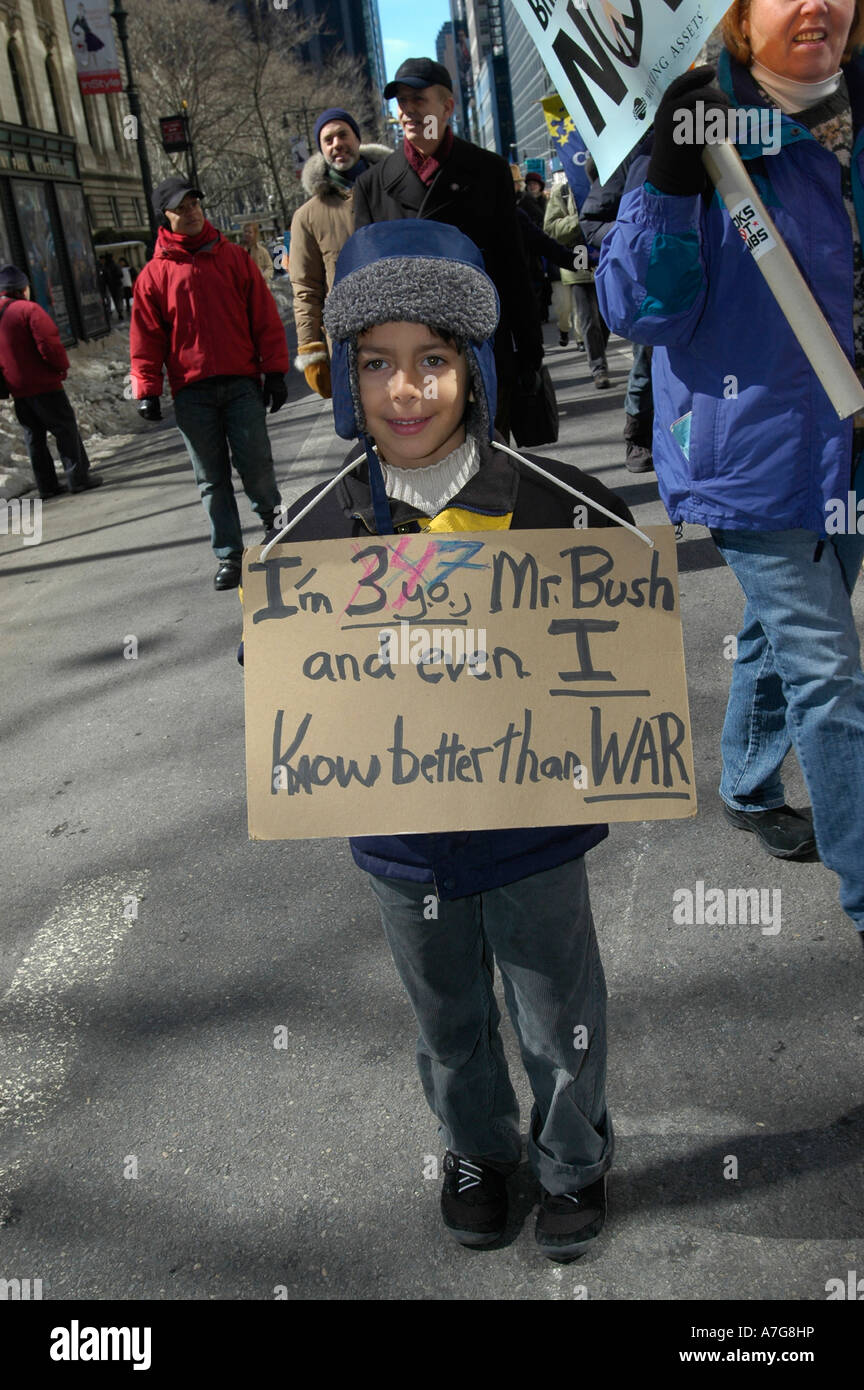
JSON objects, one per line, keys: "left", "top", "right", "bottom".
{"left": 300, "top": 143, "right": 392, "bottom": 200}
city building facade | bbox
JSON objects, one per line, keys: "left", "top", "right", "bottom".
{"left": 502, "top": 0, "right": 557, "bottom": 172}
{"left": 0, "top": 0, "right": 148, "bottom": 342}
{"left": 449, "top": 0, "right": 515, "bottom": 157}
{"left": 293, "top": 0, "right": 388, "bottom": 128}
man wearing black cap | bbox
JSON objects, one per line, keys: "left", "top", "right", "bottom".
{"left": 353, "top": 58, "right": 543, "bottom": 437}
{"left": 130, "top": 177, "right": 291, "bottom": 590}
{"left": 288, "top": 108, "right": 390, "bottom": 399}
{"left": 0, "top": 264, "right": 101, "bottom": 498}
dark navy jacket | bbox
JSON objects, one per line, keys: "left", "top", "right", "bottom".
{"left": 256, "top": 437, "right": 634, "bottom": 900}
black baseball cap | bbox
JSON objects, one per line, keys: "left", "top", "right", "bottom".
{"left": 383, "top": 58, "right": 453, "bottom": 100}
{"left": 152, "top": 176, "right": 203, "bottom": 216}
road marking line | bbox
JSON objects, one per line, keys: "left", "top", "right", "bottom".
{"left": 0, "top": 871, "right": 148, "bottom": 1222}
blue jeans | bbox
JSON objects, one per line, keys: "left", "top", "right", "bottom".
{"left": 710, "top": 524, "right": 864, "bottom": 930}
{"left": 173, "top": 376, "right": 281, "bottom": 562}
{"left": 366, "top": 857, "right": 613, "bottom": 1194}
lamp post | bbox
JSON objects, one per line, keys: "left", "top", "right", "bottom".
{"left": 111, "top": 0, "right": 158, "bottom": 249}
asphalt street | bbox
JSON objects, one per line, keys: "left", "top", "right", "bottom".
{"left": 1, "top": 322, "right": 862, "bottom": 1305}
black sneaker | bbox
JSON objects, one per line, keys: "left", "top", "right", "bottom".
{"left": 440, "top": 1151, "right": 507, "bottom": 1246}
{"left": 558, "top": 331, "right": 569, "bottom": 347}
{"left": 721, "top": 801, "right": 817, "bottom": 860}
{"left": 535, "top": 1176, "right": 607, "bottom": 1261}
{"left": 214, "top": 560, "right": 242, "bottom": 590}
{"left": 593, "top": 371, "right": 611, "bottom": 390}
{"left": 39, "top": 483, "right": 69, "bottom": 499}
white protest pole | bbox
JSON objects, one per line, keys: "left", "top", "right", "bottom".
{"left": 702, "top": 140, "right": 864, "bottom": 421}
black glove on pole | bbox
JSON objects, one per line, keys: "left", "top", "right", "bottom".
{"left": 261, "top": 372, "right": 288, "bottom": 414}
{"left": 647, "top": 65, "right": 731, "bottom": 196}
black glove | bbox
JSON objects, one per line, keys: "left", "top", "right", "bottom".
{"left": 261, "top": 372, "right": 288, "bottom": 414}
{"left": 138, "top": 396, "right": 162, "bottom": 421}
{"left": 647, "top": 65, "right": 731, "bottom": 197}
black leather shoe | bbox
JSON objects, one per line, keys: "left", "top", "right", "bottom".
{"left": 721, "top": 801, "right": 816, "bottom": 859}
{"left": 440, "top": 1151, "right": 507, "bottom": 1247}
{"left": 535, "top": 1176, "right": 607, "bottom": 1261}
{"left": 39, "top": 484, "right": 69, "bottom": 499}
{"left": 69, "top": 474, "right": 104, "bottom": 492}
{"left": 214, "top": 561, "right": 242, "bottom": 590}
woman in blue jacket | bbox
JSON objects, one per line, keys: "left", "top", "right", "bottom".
{"left": 597, "top": 0, "right": 864, "bottom": 947}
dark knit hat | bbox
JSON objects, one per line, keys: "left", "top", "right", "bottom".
{"left": 314, "top": 107, "right": 361, "bottom": 149}
{"left": 324, "top": 220, "right": 499, "bottom": 445}
{"left": 0, "top": 264, "right": 28, "bottom": 294}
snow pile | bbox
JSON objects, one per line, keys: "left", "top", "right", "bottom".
{"left": 1, "top": 284, "right": 295, "bottom": 497}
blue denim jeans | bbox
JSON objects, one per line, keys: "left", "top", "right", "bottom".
{"left": 173, "top": 375, "right": 281, "bottom": 562}
{"left": 366, "top": 857, "right": 613, "bottom": 1194}
{"left": 710, "top": 522, "right": 864, "bottom": 930}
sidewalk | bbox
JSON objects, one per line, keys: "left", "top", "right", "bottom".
{"left": 0, "top": 326, "right": 861, "bottom": 1301}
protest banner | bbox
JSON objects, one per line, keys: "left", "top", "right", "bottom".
{"left": 510, "top": 0, "right": 731, "bottom": 181}
{"left": 541, "top": 95, "right": 591, "bottom": 205}
{"left": 64, "top": 1, "right": 122, "bottom": 96}
{"left": 242, "top": 525, "right": 696, "bottom": 840}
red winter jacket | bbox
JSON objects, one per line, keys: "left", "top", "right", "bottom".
{"left": 0, "top": 295, "right": 69, "bottom": 397}
{"left": 129, "top": 220, "right": 291, "bottom": 398}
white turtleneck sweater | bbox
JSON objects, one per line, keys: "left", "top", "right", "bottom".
{"left": 749, "top": 59, "right": 842, "bottom": 115}
{"left": 377, "top": 435, "right": 481, "bottom": 516}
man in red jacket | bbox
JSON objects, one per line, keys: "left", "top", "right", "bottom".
{"left": 130, "top": 177, "right": 291, "bottom": 590}
{"left": 0, "top": 264, "right": 101, "bottom": 499}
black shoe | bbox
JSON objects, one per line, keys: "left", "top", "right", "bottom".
{"left": 558, "top": 331, "right": 569, "bottom": 347}
{"left": 214, "top": 560, "right": 242, "bottom": 590}
{"left": 721, "top": 801, "right": 816, "bottom": 860}
{"left": 593, "top": 371, "right": 610, "bottom": 390}
{"left": 39, "top": 483, "right": 69, "bottom": 499}
{"left": 625, "top": 442, "right": 654, "bottom": 474}
{"left": 69, "top": 474, "right": 104, "bottom": 493}
{"left": 535, "top": 1176, "right": 607, "bottom": 1261}
{"left": 440, "top": 1151, "right": 507, "bottom": 1247}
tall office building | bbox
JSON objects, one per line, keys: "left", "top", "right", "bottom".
{"left": 435, "top": 20, "right": 469, "bottom": 138}
{"left": 294, "top": 0, "right": 387, "bottom": 119}
{"left": 453, "top": 0, "right": 515, "bottom": 156}
{"left": 502, "top": 0, "right": 556, "bottom": 169}
{"left": 226, "top": 0, "right": 388, "bottom": 126}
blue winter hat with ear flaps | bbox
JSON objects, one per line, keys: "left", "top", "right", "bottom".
{"left": 324, "top": 220, "right": 499, "bottom": 447}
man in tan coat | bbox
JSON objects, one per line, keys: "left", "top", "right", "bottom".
{"left": 544, "top": 176, "right": 610, "bottom": 390}
{"left": 289, "top": 107, "right": 390, "bottom": 398}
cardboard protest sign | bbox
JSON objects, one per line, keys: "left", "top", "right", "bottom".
{"left": 510, "top": 0, "right": 732, "bottom": 182}
{"left": 242, "top": 526, "right": 696, "bottom": 840}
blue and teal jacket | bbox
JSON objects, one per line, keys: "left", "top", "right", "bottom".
{"left": 596, "top": 50, "right": 864, "bottom": 533}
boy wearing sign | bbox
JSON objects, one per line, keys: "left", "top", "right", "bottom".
{"left": 263, "top": 221, "right": 633, "bottom": 1259}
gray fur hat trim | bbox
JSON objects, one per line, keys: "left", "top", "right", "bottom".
{"left": 323, "top": 256, "right": 499, "bottom": 344}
